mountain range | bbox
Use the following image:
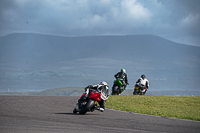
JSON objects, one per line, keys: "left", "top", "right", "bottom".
{"left": 0, "top": 33, "right": 200, "bottom": 92}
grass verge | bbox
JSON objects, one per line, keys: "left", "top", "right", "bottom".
{"left": 105, "top": 95, "right": 200, "bottom": 121}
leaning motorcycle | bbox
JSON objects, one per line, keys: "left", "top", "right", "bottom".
{"left": 112, "top": 78, "right": 126, "bottom": 95}
{"left": 73, "top": 89, "right": 109, "bottom": 114}
{"left": 133, "top": 84, "right": 147, "bottom": 95}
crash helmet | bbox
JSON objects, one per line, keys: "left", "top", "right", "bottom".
{"left": 121, "top": 68, "right": 126, "bottom": 73}
{"left": 141, "top": 75, "right": 146, "bottom": 79}
{"left": 100, "top": 81, "right": 108, "bottom": 86}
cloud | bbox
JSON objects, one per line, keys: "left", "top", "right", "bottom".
{"left": 181, "top": 14, "right": 200, "bottom": 27}
{"left": 0, "top": 0, "right": 199, "bottom": 46}
{"left": 116, "top": 0, "right": 152, "bottom": 26}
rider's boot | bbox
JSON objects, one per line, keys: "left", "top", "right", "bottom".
{"left": 99, "top": 108, "right": 104, "bottom": 112}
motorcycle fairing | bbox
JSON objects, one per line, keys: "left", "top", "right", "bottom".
{"left": 141, "top": 89, "right": 147, "bottom": 92}
{"left": 89, "top": 92, "right": 101, "bottom": 102}
{"left": 79, "top": 93, "right": 86, "bottom": 99}
{"left": 114, "top": 79, "right": 123, "bottom": 86}
{"left": 134, "top": 85, "right": 139, "bottom": 90}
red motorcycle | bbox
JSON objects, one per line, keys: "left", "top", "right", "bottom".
{"left": 73, "top": 89, "right": 109, "bottom": 114}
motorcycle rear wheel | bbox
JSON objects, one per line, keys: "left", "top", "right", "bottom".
{"left": 79, "top": 99, "right": 95, "bottom": 114}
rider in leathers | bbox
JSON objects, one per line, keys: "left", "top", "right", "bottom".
{"left": 79, "top": 81, "right": 109, "bottom": 112}
{"left": 114, "top": 68, "right": 129, "bottom": 93}
{"left": 136, "top": 75, "right": 149, "bottom": 90}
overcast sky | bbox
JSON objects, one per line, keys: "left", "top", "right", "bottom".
{"left": 0, "top": 0, "right": 199, "bottom": 46}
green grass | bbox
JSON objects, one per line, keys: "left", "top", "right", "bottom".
{"left": 106, "top": 95, "right": 200, "bottom": 121}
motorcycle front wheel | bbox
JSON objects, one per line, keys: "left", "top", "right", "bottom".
{"left": 133, "top": 89, "right": 139, "bottom": 95}
{"left": 79, "top": 99, "right": 95, "bottom": 114}
{"left": 112, "top": 86, "right": 120, "bottom": 95}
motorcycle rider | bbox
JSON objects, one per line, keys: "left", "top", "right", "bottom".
{"left": 79, "top": 81, "right": 109, "bottom": 112}
{"left": 114, "top": 68, "right": 129, "bottom": 92}
{"left": 136, "top": 75, "right": 149, "bottom": 90}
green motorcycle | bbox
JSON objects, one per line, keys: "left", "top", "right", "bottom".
{"left": 111, "top": 78, "right": 126, "bottom": 95}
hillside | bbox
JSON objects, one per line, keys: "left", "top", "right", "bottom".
{"left": 0, "top": 33, "right": 200, "bottom": 92}
{"left": 1, "top": 87, "right": 200, "bottom": 96}
{"left": 0, "top": 87, "right": 84, "bottom": 96}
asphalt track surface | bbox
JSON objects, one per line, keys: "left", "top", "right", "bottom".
{"left": 0, "top": 96, "right": 200, "bottom": 133}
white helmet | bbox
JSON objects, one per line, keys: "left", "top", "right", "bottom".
{"left": 100, "top": 81, "right": 108, "bottom": 86}
{"left": 121, "top": 68, "right": 126, "bottom": 73}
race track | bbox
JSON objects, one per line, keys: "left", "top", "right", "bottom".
{"left": 0, "top": 96, "right": 199, "bottom": 133}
